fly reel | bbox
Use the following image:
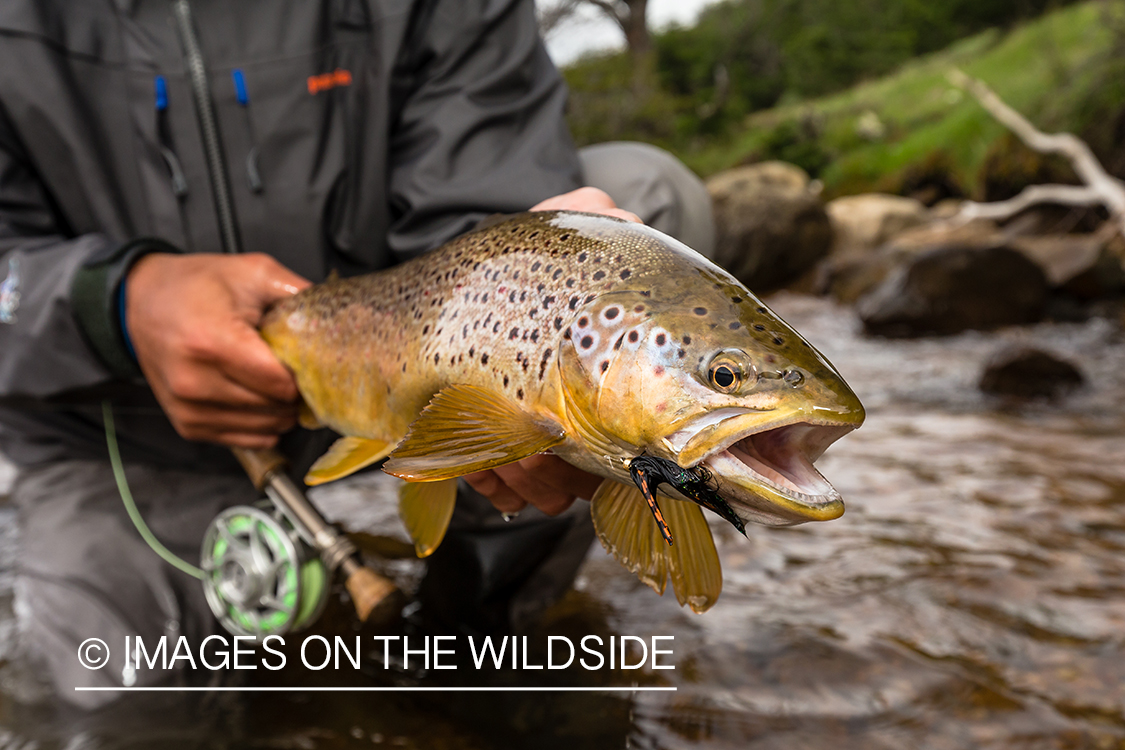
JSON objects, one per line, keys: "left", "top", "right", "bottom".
{"left": 201, "top": 504, "right": 329, "bottom": 639}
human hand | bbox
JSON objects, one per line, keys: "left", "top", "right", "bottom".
{"left": 125, "top": 253, "right": 311, "bottom": 449}
{"left": 531, "top": 187, "right": 642, "bottom": 224}
{"left": 463, "top": 454, "right": 603, "bottom": 518}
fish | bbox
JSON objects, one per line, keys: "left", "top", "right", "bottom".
{"left": 260, "top": 211, "right": 865, "bottom": 613}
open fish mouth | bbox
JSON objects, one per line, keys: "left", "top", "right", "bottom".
{"left": 664, "top": 412, "right": 858, "bottom": 527}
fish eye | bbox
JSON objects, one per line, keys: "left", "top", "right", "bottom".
{"left": 705, "top": 349, "right": 755, "bottom": 394}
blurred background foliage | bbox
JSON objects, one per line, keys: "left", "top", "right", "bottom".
{"left": 557, "top": 0, "right": 1125, "bottom": 200}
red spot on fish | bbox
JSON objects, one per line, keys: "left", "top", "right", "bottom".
{"left": 653, "top": 366, "right": 664, "bottom": 376}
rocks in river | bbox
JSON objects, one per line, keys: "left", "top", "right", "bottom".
{"left": 707, "top": 161, "right": 833, "bottom": 293}
{"left": 979, "top": 346, "right": 1084, "bottom": 399}
{"left": 826, "top": 194, "right": 929, "bottom": 256}
{"left": 1009, "top": 232, "right": 1125, "bottom": 300}
{"left": 821, "top": 218, "right": 1003, "bottom": 304}
{"left": 857, "top": 243, "right": 1048, "bottom": 337}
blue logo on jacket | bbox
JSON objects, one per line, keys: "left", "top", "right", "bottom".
{"left": 0, "top": 257, "right": 20, "bottom": 324}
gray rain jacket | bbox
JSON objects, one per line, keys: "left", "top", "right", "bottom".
{"left": 0, "top": 0, "right": 581, "bottom": 469}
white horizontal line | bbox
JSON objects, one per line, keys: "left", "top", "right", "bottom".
{"left": 75, "top": 686, "right": 676, "bottom": 693}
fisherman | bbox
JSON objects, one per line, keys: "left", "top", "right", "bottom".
{"left": 0, "top": 0, "right": 713, "bottom": 707}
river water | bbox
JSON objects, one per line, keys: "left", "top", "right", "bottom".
{"left": 1, "top": 294, "right": 1123, "bottom": 749}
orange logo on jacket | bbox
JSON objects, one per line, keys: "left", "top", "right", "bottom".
{"left": 307, "top": 69, "right": 352, "bottom": 94}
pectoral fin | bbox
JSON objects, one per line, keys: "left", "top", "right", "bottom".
{"left": 399, "top": 478, "right": 458, "bottom": 557}
{"left": 590, "top": 479, "right": 668, "bottom": 595}
{"left": 662, "top": 494, "right": 723, "bottom": 613}
{"left": 304, "top": 436, "right": 394, "bottom": 486}
{"left": 382, "top": 384, "right": 565, "bottom": 481}
{"left": 590, "top": 479, "right": 723, "bottom": 613}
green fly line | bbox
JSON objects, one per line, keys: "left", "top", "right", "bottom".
{"left": 102, "top": 400, "right": 204, "bottom": 580}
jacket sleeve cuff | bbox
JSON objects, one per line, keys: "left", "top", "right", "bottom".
{"left": 70, "top": 238, "right": 183, "bottom": 379}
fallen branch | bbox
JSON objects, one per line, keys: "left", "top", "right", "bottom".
{"left": 948, "top": 68, "right": 1125, "bottom": 236}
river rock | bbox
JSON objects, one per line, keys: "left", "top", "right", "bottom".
{"left": 0, "top": 452, "right": 14, "bottom": 502}
{"left": 820, "top": 218, "right": 1002, "bottom": 304}
{"left": 979, "top": 346, "right": 1084, "bottom": 399}
{"left": 826, "top": 194, "right": 929, "bottom": 255}
{"left": 857, "top": 244, "right": 1048, "bottom": 337}
{"left": 708, "top": 162, "right": 833, "bottom": 292}
{"left": 1009, "top": 232, "right": 1125, "bottom": 299}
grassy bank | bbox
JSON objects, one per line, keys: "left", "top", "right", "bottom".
{"left": 566, "top": 1, "right": 1125, "bottom": 200}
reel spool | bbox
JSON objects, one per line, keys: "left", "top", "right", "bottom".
{"left": 201, "top": 504, "right": 329, "bottom": 639}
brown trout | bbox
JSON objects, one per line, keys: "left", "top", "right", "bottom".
{"left": 261, "top": 211, "right": 864, "bottom": 613}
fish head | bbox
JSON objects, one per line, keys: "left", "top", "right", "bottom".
{"left": 559, "top": 265, "right": 864, "bottom": 528}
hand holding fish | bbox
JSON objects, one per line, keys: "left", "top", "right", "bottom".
{"left": 125, "top": 252, "right": 310, "bottom": 449}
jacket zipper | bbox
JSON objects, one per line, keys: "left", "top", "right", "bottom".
{"left": 172, "top": 0, "right": 243, "bottom": 254}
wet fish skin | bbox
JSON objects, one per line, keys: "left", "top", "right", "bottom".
{"left": 260, "top": 211, "right": 865, "bottom": 611}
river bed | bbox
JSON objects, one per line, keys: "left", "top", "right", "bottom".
{"left": 1, "top": 294, "right": 1123, "bottom": 749}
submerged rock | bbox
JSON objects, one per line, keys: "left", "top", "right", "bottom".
{"left": 707, "top": 162, "right": 832, "bottom": 292}
{"left": 857, "top": 244, "right": 1048, "bottom": 337}
{"left": 979, "top": 346, "right": 1084, "bottom": 399}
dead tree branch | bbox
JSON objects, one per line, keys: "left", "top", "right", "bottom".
{"left": 948, "top": 68, "right": 1125, "bottom": 236}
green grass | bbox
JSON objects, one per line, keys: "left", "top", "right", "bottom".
{"left": 679, "top": 1, "right": 1121, "bottom": 197}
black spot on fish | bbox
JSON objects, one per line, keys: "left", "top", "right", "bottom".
{"left": 605, "top": 307, "right": 619, "bottom": 320}
{"left": 655, "top": 333, "right": 666, "bottom": 346}
{"left": 564, "top": 328, "right": 572, "bottom": 339}
{"left": 509, "top": 327, "right": 519, "bottom": 340}
{"left": 493, "top": 322, "right": 501, "bottom": 333}
{"left": 520, "top": 291, "right": 527, "bottom": 302}
{"left": 503, "top": 375, "right": 509, "bottom": 387}
{"left": 469, "top": 347, "right": 475, "bottom": 357}
{"left": 509, "top": 291, "right": 517, "bottom": 303}
{"left": 628, "top": 331, "right": 639, "bottom": 343}
{"left": 641, "top": 290, "right": 651, "bottom": 297}
{"left": 593, "top": 270, "right": 605, "bottom": 281}
{"left": 620, "top": 269, "right": 632, "bottom": 280}
{"left": 578, "top": 316, "right": 589, "bottom": 327}
{"left": 586, "top": 295, "right": 595, "bottom": 304}
{"left": 553, "top": 269, "right": 562, "bottom": 280}
{"left": 600, "top": 360, "right": 609, "bottom": 372}
{"left": 614, "top": 334, "right": 624, "bottom": 350}
{"left": 578, "top": 252, "right": 587, "bottom": 262}
{"left": 773, "top": 337, "right": 784, "bottom": 346}
{"left": 580, "top": 335, "right": 594, "bottom": 349}
{"left": 537, "top": 283, "right": 545, "bottom": 292}
{"left": 560, "top": 233, "right": 570, "bottom": 241}
{"left": 682, "top": 335, "right": 691, "bottom": 344}
{"left": 401, "top": 363, "right": 407, "bottom": 373}
{"left": 731, "top": 296, "right": 742, "bottom": 304}
{"left": 517, "top": 388, "right": 524, "bottom": 400}
{"left": 481, "top": 353, "right": 490, "bottom": 364}
{"left": 554, "top": 316, "right": 563, "bottom": 330}
{"left": 532, "top": 261, "right": 541, "bottom": 272}
{"left": 566, "top": 278, "right": 575, "bottom": 288}
{"left": 434, "top": 353, "right": 440, "bottom": 364}
{"left": 757, "top": 307, "right": 767, "bottom": 314}
{"left": 423, "top": 325, "right": 430, "bottom": 335}
{"left": 753, "top": 324, "right": 766, "bottom": 331}
{"left": 530, "top": 330, "right": 539, "bottom": 342}
{"left": 569, "top": 297, "right": 579, "bottom": 310}
{"left": 694, "top": 307, "right": 707, "bottom": 316}
{"left": 542, "top": 295, "right": 555, "bottom": 308}
{"left": 729, "top": 322, "right": 741, "bottom": 330}
{"left": 482, "top": 294, "right": 489, "bottom": 303}
{"left": 634, "top": 305, "right": 645, "bottom": 313}
{"left": 462, "top": 325, "right": 468, "bottom": 339}
{"left": 677, "top": 349, "right": 686, "bottom": 358}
